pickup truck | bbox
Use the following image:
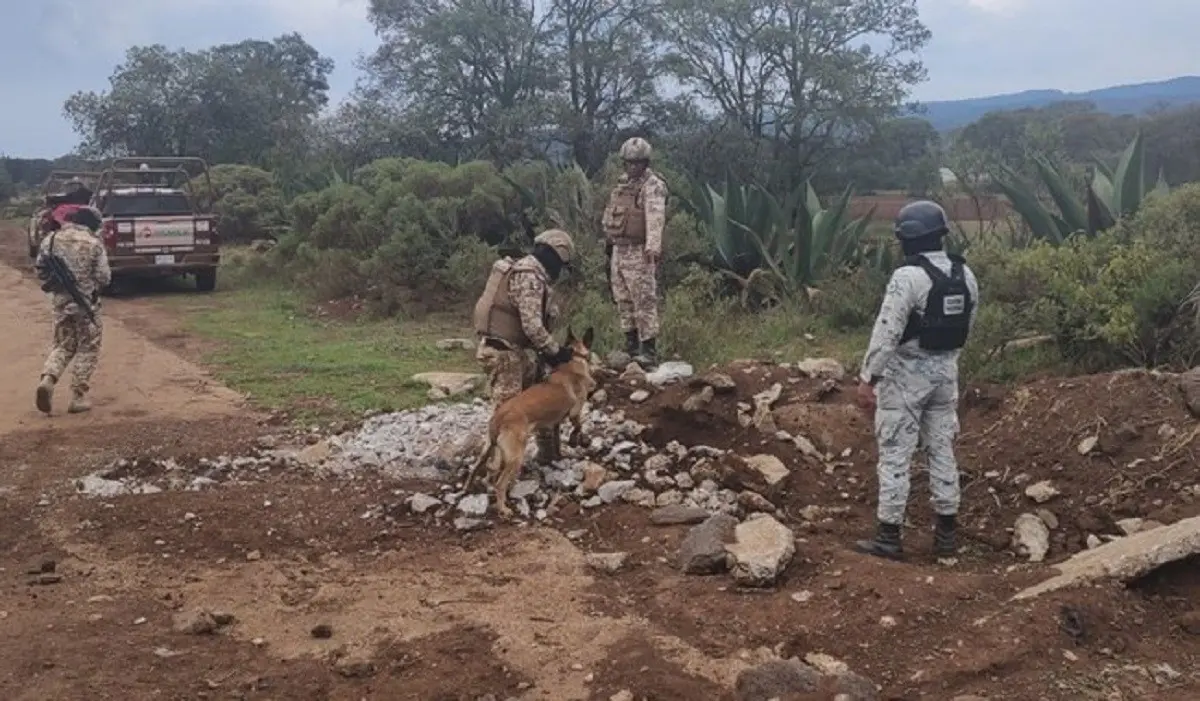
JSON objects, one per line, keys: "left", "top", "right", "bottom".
{"left": 28, "top": 170, "right": 101, "bottom": 259}
{"left": 90, "top": 157, "right": 220, "bottom": 292}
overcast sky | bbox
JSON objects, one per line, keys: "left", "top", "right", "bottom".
{"left": 1, "top": 0, "right": 1196, "bottom": 158}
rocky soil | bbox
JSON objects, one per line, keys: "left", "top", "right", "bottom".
{"left": 3, "top": 223, "right": 1199, "bottom": 701}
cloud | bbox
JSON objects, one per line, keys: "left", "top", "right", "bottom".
{"left": 2, "top": 0, "right": 1198, "bottom": 157}
{"left": 963, "top": 0, "right": 1030, "bottom": 14}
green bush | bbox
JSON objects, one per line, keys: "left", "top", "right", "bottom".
{"left": 972, "top": 233, "right": 1197, "bottom": 371}
{"left": 204, "top": 165, "right": 289, "bottom": 243}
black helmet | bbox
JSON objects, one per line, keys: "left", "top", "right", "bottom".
{"left": 894, "top": 200, "right": 949, "bottom": 240}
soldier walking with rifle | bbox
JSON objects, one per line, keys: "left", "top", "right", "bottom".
{"left": 34, "top": 206, "right": 111, "bottom": 415}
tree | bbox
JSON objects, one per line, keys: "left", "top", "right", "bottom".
{"left": 0, "top": 161, "right": 14, "bottom": 204}
{"left": 548, "top": 0, "right": 663, "bottom": 172}
{"left": 827, "top": 116, "right": 940, "bottom": 193}
{"left": 63, "top": 34, "right": 332, "bottom": 166}
{"left": 657, "top": 0, "right": 930, "bottom": 188}
{"left": 363, "top": 0, "right": 562, "bottom": 164}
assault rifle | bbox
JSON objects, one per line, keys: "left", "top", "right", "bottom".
{"left": 604, "top": 241, "right": 615, "bottom": 302}
{"left": 37, "top": 233, "right": 96, "bottom": 324}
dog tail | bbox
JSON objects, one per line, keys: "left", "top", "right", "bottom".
{"left": 461, "top": 433, "right": 496, "bottom": 492}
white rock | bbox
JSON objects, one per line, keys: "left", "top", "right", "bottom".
{"left": 1024, "top": 480, "right": 1060, "bottom": 504}
{"left": 725, "top": 515, "right": 796, "bottom": 587}
{"left": 598, "top": 480, "right": 636, "bottom": 503}
{"left": 629, "top": 390, "right": 650, "bottom": 403}
{"left": 585, "top": 552, "right": 629, "bottom": 574}
{"left": 1012, "top": 513, "right": 1051, "bottom": 562}
{"left": 645, "top": 362, "right": 694, "bottom": 386}
{"left": 509, "top": 480, "right": 540, "bottom": 500}
{"left": 1077, "top": 435, "right": 1099, "bottom": 455}
{"left": 408, "top": 493, "right": 442, "bottom": 514}
{"left": 457, "top": 493, "right": 490, "bottom": 517}
{"left": 743, "top": 454, "right": 790, "bottom": 486}
{"left": 795, "top": 357, "right": 846, "bottom": 382}
{"left": 622, "top": 487, "right": 657, "bottom": 507}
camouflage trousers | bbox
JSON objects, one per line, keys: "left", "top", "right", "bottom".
{"left": 873, "top": 366, "right": 961, "bottom": 525}
{"left": 475, "top": 339, "right": 559, "bottom": 460}
{"left": 43, "top": 311, "right": 103, "bottom": 395}
{"left": 609, "top": 244, "right": 659, "bottom": 339}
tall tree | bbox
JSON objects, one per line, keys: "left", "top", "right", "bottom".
{"left": 657, "top": 0, "right": 930, "bottom": 187}
{"left": 364, "top": 0, "right": 561, "bottom": 163}
{"left": 548, "top": 0, "right": 663, "bottom": 172}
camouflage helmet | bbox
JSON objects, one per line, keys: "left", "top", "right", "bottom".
{"left": 534, "top": 228, "right": 576, "bottom": 264}
{"left": 619, "top": 137, "right": 652, "bottom": 162}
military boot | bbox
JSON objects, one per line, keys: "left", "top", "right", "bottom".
{"left": 535, "top": 430, "right": 561, "bottom": 464}
{"left": 853, "top": 521, "right": 904, "bottom": 560}
{"left": 933, "top": 514, "right": 957, "bottom": 557}
{"left": 624, "top": 330, "right": 640, "bottom": 355}
{"left": 68, "top": 391, "right": 92, "bottom": 414}
{"left": 634, "top": 337, "right": 658, "bottom": 369}
{"left": 35, "top": 374, "right": 56, "bottom": 414}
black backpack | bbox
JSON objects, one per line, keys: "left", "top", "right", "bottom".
{"left": 898, "top": 253, "right": 974, "bottom": 352}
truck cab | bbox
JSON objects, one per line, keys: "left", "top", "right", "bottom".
{"left": 91, "top": 157, "right": 220, "bottom": 292}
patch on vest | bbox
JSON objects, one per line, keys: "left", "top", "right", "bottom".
{"left": 942, "top": 294, "right": 966, "bottom": 316}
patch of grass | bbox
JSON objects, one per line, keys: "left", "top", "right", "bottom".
{"left": 167, "top": 286, "right": 478, "bottom": 421}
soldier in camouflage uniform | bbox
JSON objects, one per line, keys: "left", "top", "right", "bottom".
{"left": 35, "top": 206, "right": 111, "bottom": 415}
{"left": 473, "top": 229, "right": 576, "bottom": 460}
{"left": 854, "top": 201, "right": 979, "bottom": 560}
{"left": 601, "top": 137, "right": 668, "bottom": 367}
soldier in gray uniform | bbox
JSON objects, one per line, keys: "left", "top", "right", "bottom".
{"left": 853, "top": 201, "right": 979, "bottom": 560}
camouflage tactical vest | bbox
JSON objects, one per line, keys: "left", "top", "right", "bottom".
{"left": 602, "top": 177, "right": 647, "bottom": 244}
{"left": 473, "top": 256, "right": 550, "bottom": 348}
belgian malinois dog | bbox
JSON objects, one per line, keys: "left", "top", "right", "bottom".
{"left": 463, "top": 327, "right": 596, "bottom": 517}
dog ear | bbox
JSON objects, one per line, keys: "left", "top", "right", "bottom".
{"left": 565, "top": 326, "right": 576, "bottom": 344}
{"left": 582, "top": 326, "right": 594, "bottom": 348}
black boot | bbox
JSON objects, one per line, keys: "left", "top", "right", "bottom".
{"left": 853, "top": 521, "right": 904, "bottom": 560}
{"left": 635, "top": 337, "right": 658, "bottom": 368}
{"left": 624, "top": 330, "right": 639, "bottom": 355}
{"left": 933, "top": 514, "right": 957, "bottom": 557}
{"left": 535, "top": 430, "right": 561, "bottom": 464}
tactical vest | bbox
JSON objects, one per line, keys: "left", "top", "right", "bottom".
{"left": 898, "top": 253, "right": 974, "bottom": 352}
{"left": 473, "top": 256, "right": 549, "bottom": 348}
{"left": 602, "top": 178, "right": 648, "bottom": 244}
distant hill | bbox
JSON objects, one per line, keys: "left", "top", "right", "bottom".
{"left": 914, "top": 76, "right": 1200, "bottom": 131}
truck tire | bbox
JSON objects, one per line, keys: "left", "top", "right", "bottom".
{"left": 195, "top": 268, "right": 217, "bottom": 292}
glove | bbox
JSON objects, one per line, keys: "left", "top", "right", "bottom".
{"left": 541, "top": 345, "right": 574, "bottom": 368}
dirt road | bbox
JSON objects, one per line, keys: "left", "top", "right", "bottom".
{"left": 0, "top": 223, "right": 1197, "bottom": 701}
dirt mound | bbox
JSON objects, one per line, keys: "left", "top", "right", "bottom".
{"left": 601, "top": 361, "right": 1200, "bottom": 563}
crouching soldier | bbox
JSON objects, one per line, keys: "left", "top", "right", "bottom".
{"left": 473, "top": 229, "right": 577, "bottom": 461}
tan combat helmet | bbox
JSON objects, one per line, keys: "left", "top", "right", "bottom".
{"left": 619, "top": 137, "right": 652, "bottom": 161}
{"left": 535, "top": 229, "right": 575, "bottom": 265}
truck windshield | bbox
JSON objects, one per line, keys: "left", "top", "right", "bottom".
{"left": 101, "top": 193, "right": 194, "bottom": 217}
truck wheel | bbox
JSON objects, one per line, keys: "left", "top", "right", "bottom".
{"left": 195, "top": 268, "right": 217, "bottom": 292}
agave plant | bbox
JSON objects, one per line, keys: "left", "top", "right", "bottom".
{"left": 993, "top": 131, "right": 1168, "bottom": 244}
{"left": 501, "top": 161, "right": 594, "bottom": 238}
{"left": 678, "top": 175, "right": 876, "bottom": 301}
{"left": 676, "top": 175, "right": 774, "bottom": 278}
